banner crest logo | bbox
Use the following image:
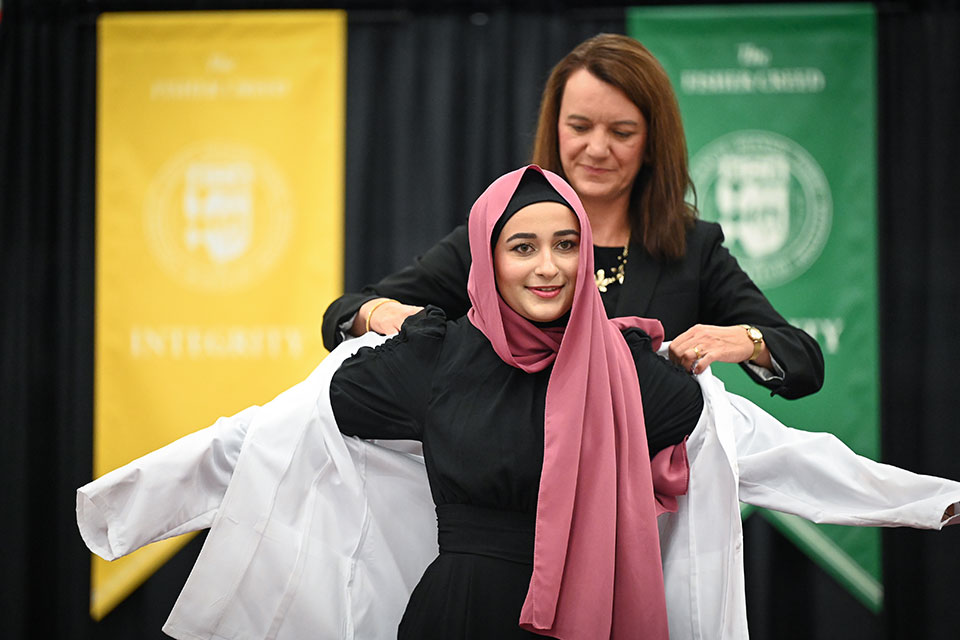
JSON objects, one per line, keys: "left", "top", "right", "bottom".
{"left": 692, "top": 130, "right": 832, "bottom": 288}
{"left": 145, "top": 141, "right": 294, "bottom": 292}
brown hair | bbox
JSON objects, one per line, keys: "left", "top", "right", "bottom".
{"left": 532, "top": 34, "right": 697, "bottom": 260}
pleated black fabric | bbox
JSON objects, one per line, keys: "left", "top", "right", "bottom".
{"left": 877, "top": 4, "right": 960, "bottom": 640}
{"left": 344, "top": 9, "right": 624, "bottom": 291}
{"left": 1, "top": 4, "right": 100, "bottom": 639}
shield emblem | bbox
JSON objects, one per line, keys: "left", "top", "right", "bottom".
{"left": 715, "top": 152, "right": 790, "bottom": 258}
{"left": 182, "top": 162, "right": 254, "bottom": 264}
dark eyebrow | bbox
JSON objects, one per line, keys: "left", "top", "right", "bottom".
{"left": 566, "top": 113, "right": 640, "bottom": 127}
{"left": 504, "top": 229, "right": 580, "bottom": 243}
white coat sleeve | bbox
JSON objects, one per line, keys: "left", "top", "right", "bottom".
{"left": 76, "top": 405, "right": 256, "bottom": 561}
{"left": 729, "top": 393, "right": 960, "bottom": 529}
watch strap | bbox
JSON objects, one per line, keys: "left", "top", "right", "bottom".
{"left": 739, "top": 324, "right": 763, "bottom": 362}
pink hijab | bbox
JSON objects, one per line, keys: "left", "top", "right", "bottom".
{"left": 466, "top": 165, "right": 673, "bottom": 639}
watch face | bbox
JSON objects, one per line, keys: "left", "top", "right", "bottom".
{"left": 748, "top": 327, "right": 763, "bottom": 341}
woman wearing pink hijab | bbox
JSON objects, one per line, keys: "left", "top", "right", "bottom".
{"left": 330, "top": 165, "right": 701, "bottom": 639}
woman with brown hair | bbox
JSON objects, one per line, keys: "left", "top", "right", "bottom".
{"left": 322, "top": 33, "right": 824, "bottom": 400}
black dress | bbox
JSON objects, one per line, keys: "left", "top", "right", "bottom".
{"left": 329, "top": 307, "right": 702, "bottom": 639}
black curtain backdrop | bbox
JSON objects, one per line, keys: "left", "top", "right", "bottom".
{"left": 1, "top": 1, "right": 958, "bottom": 638}
{"left": 344, "top": 9, "right": 623, "bottom": 290}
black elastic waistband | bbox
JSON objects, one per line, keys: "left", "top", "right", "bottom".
{"left": 436, "top": 503, "right": 535, "bottom": 565}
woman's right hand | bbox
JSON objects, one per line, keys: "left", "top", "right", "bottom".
{"left": 353, "top": 298, "right": 424, "bottom": 336}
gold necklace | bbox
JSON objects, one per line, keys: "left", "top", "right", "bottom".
{"left": 595, "top": 244, "right": 629, "bottom": 293}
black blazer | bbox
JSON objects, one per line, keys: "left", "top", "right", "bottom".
{"left": 323, "top": 219, "right": 824, "bottom": 399}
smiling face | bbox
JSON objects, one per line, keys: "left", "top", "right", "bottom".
{"left": 493, "top": 201, "right": 581, "bottom": 323}
{"left": 557, "top": 68, "right": 647, "bottom": 210}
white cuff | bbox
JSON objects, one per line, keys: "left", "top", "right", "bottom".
{"left": 745, "top": 353, "right": 784, "bottom": 382}
{"left": 338, "top": 312, "right": 358, "bottom": 341}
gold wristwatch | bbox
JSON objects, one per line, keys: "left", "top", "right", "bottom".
{"left": 739, "top": 324, "right": 764, "bottom": 362}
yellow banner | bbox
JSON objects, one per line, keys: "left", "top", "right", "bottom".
{"left": 94, "top": 10, "right": 345, "bottom": 619}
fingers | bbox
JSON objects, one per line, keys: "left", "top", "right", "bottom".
{"left": 371, "top": 303, "right": 423, "bottom": 335}
{"left": 668, "top": 331, "right": 705, "bottom": 374}
{"left": 668, "top": 324, "right": 753, "bottom": 374}
{"left": 667, "top": 327, "right": 695, "bottom": 362}
{"left": 690, "top": 349, "right": 716, "bottom": 375}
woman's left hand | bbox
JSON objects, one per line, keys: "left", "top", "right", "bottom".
{"left": 669, "top": 324, "right": 771, "bottom": 375}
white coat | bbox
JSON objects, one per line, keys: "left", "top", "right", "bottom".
{"left": 77, "top": 334, "right": 960, "bottom": 639}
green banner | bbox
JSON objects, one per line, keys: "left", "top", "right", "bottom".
{"left": 628, "top": 4, "right": 880, "bottom": 611}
